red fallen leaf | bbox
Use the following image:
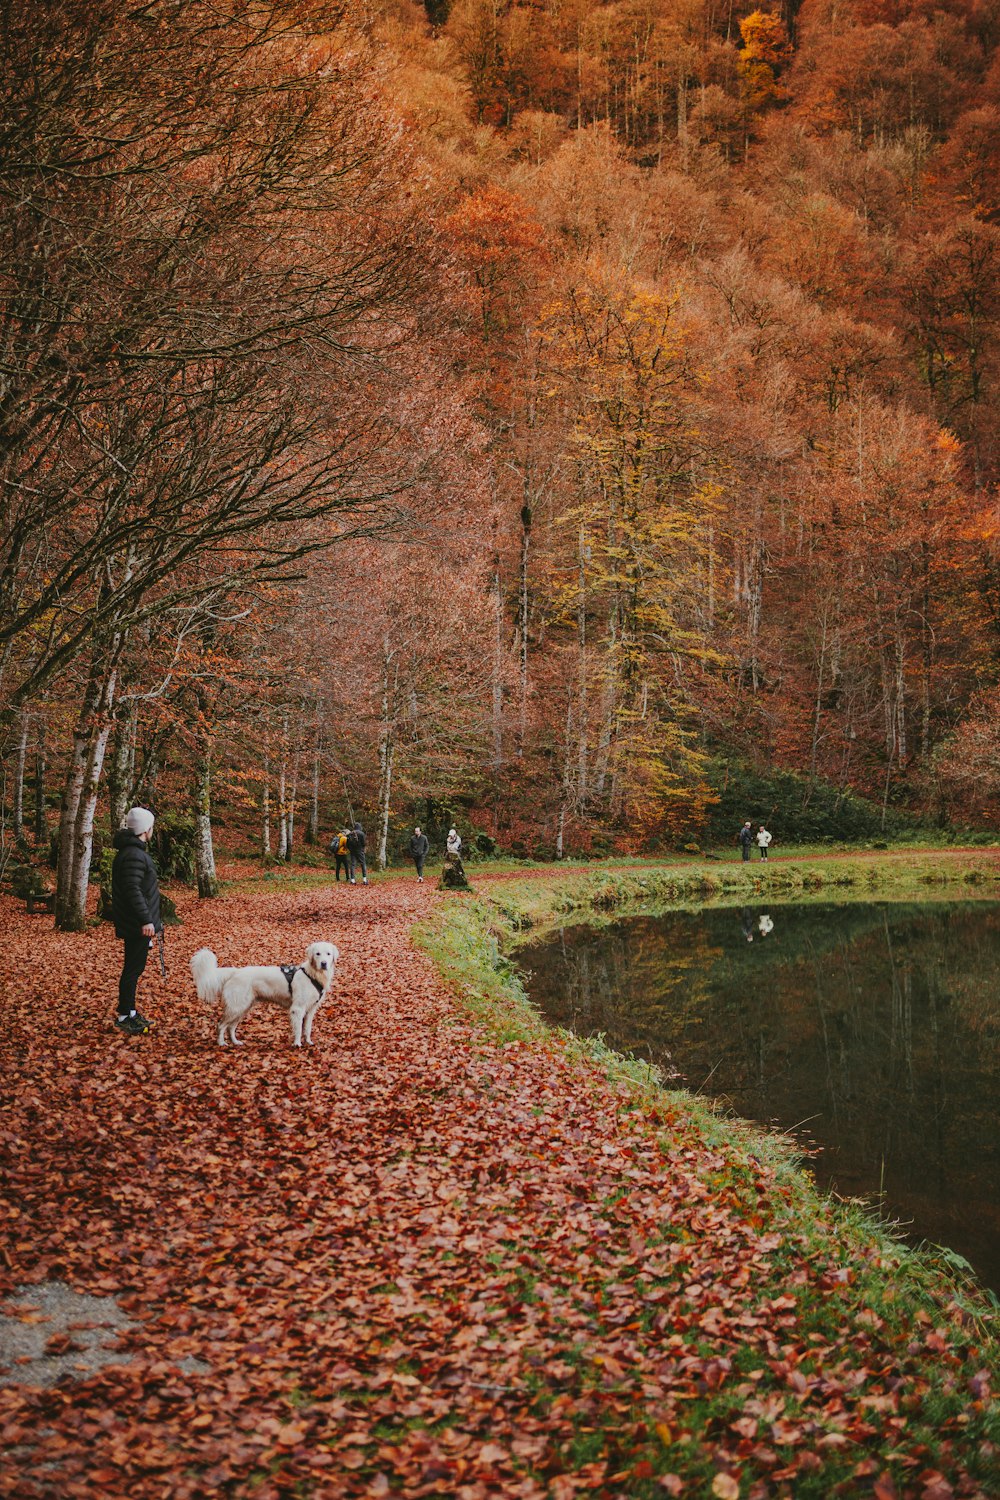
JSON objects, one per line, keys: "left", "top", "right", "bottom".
{"left": 873, "top": 1477, "right": 898, "bottom": 1500}
{"left": 476, "top": 1442, "right": 509, "bottom": 1464}
{"left": 276, "top": 1423, "right": 308, "bottom": 1446}
{"left": 770, "top": 1420, "right": 804, "bottom": 1445}
{"left": 44, "top": 1333, "right": 80, "bottom": 1355}
{"left": 919, "top": 1474, "right": 954, "bottom": 1500}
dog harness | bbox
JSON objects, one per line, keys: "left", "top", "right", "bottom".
{"left": 280, "top": 964, "right": 325, "bottom": 998}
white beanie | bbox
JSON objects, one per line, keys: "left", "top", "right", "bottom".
{"left": 125, "top": 807, "right": 155, "bottom": 836}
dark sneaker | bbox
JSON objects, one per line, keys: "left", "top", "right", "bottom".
{"left": 114, "top": 1014, "right": 149, "bottom": 1036}
{"left": 134, "top": 1012, "right": 156, "bottom": 1030}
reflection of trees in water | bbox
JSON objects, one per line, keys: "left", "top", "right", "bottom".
{"left": 548, "top": 917, "right": 722, "bottom": 1071}
{"left": 523, "top": 903, "right": 1000, "bottom": 1288}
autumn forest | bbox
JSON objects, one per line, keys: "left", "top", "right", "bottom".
{"left": 3, "top": 0, "right": 1000, "bottom": 924}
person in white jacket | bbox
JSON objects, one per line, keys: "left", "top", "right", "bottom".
{"left": 446, "top": 827, "right": 462, "bottom": 856}
{"left": 756, "top": 825, "right": 772, "bottom": 860}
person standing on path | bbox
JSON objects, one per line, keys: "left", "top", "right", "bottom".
{"left": 331, "top": 830, "right": 351, "bottom": 882}
{"left": 757, "top": 825, "right": 773, "bottom": 861}
{"left": 347, "top": 822, "right": 368, "bottom": 885}
{"left": 111, "top": 807, "right": 163, "bottom": 1035}
{"left": 410, "top": 827, "right": 429, "bottom": 882}
{"left": 738, "top": 821, "right": 754, "bottom": 862}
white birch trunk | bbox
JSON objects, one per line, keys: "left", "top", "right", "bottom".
{"left": 108, "top": 700, "right": 137, "bottom": 831}
{"left": 307, "top": 726, "right": 321, "bottom": 844}
{"left": 377, "top": 736, "right": 394, "bottom": 871}
{"left": 56, "top": 662, "right": 118, "bottom": 931}
{"left": 277, "top": 725, "right": 289, "bottom": 862}
{"left": 261, "top": 746, "right": 272, "bottom": 859}
{"left": 286, "top": 738, "right": 300, "bottom": 859}
{"left": 194, "top": 736, "right": 219, "bottom": 898}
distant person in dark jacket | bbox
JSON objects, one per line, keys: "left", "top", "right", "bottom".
{"left": 111, "top": 807, "right": 162, "bottom": 1035}
{"left": 347, "top": 822, "right": 368, "bottom": 885}
{"left": 410, "top": 827, "right": 429, "bottom": 882}
{"left": 738, "top": 821, "right": 754, "bottom": 862}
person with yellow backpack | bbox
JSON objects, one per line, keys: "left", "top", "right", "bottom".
{"left": 329, "top": 829, "right": 351, "bottom": 882}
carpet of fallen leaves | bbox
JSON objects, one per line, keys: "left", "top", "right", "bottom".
{"left": 1, "top": 872, "right": 997, "bottom": 1500}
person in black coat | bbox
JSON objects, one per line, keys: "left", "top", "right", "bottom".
{"left": 737, "top": 820, "right": 754, "bottom": 862}
{"left": 410, "top": 826, "right": 429, "bottom": 882}
{"left": 111, "top": 807, "right": 163, "bottom": 1035}
{"left": 347, "top": 822, "right": 368, "bottom": 885}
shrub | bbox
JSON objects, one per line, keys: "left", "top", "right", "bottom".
{"left": 150, "top": 813, "right": 198, "bottom": 883}
{"left": 703, "top": 759, "right": 938, "bottom": 845}
{"left": 10, "top": 864, "right": 49, "bottom": 899}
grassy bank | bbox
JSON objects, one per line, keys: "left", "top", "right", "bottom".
{"left": 413, "top": 854, "right": 1000, "bottom": 1493}
{"left": 483, "top": 846, "right": 1000, "bottom": 938}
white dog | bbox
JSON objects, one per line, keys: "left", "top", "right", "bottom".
{"left": 190, "top": 942, "right": 339, "bottom": 1047}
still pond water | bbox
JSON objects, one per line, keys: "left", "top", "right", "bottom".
{"left": 518, "top": 901, "right": 1000, "bottom": 1293}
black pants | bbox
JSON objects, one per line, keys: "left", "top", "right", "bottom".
{"left": 759, "top": 848, "right": 768, "bottom": 860}
{"left": 349, "top": 850, "right": 367, "bottom": 880}
{"left": 335, "top": 855, "right": 349, "bottom": 881}
{"left": 741, "top": 844, "right": 751, "bottom": 861}
{"left": 118, "top": 930, "right": 151, "bottom": 1016}
{"left": 413, "top": 855, "right": 425, "bottom": 878}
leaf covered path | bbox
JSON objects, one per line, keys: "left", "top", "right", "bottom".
{"left": 0, "top": 875, "right": 996, "bottom": 1498}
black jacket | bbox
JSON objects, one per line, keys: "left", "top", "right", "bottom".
{"left": 410, "top": 833, "right": 429, "bottom": 858}
{"left": 111, "top": 829, "right": 162, "bottom": 937}
{"left": 347, "top": 824, "right": 366, "bottom": 855}
{"left": 737, "top": 825, "right": 754, "bottom": 847}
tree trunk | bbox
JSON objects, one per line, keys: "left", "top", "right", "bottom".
{"left": 492, "top": 564, "right": 504, "bottom": 767}
{"left": 56, "top": 659, "right": 118, "bottom": 931}
{"left": 895, "top": 624, "right": 907, "bottom": 767}
{"left": 518, "top": 504, "right": 531, "bottom": 753}
{"left": 576, "top": 526, "right": 589, "bottom": 801}
{"left": 12, "top": 709, "right": 28, "bottom": 842}
{"left": 377, "top": 736, "right": 394, "bottom": 871}
{"left": 307, "top": 721, "right": 321, "bottom": 844}
{"left": 108, "top": 699, "right": 138, "bottom": 831}
{"left": 194, "top": 735, "right": 219, "bottom": 898}
{"left": 33, "top": 717, "right": 47, "bottom": 846}
{"left": 276, "top": 717, "right": 289, "bottom": 861}
{"left": 377, "top": 636, "right": 397, "bottom": 871}
{"left": 261, "top": 746, "right": 272, "bottom": 858}
{"left": 286, "top": 736, "right": 300, "bottom": 859}
{"left": 810, "top": 605, "right": 828, "bottom": 778}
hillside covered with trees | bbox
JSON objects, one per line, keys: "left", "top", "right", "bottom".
{"left": 3, "top": 0, "right": 1000, "bottom": 918}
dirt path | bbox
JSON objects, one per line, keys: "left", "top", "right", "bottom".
{"left": 0, "top": 877, "right": 994, "bottom": 1498}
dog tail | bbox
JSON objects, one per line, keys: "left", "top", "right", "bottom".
{"left": 190, "top": 947, "right": 221, "bottom": 1003}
